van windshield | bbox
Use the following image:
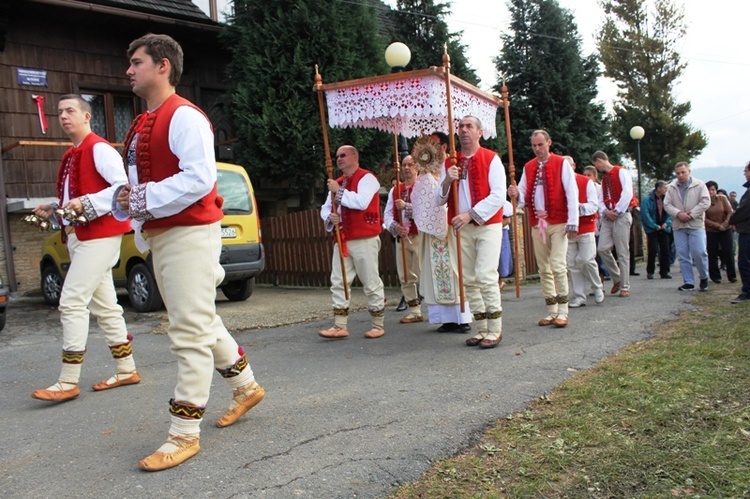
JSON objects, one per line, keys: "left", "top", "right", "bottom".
{"left": 217, "top": 170, "right": 252, "bottom": 215}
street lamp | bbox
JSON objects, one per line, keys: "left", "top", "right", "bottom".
{"left": 385, "top": 42, "right": 412, "bottom": 158}
{"left": 629, "top": 125, "right": 645, "bottom": 202}
{"left": 385, "top": 42, "right": 411, "bottom": 72}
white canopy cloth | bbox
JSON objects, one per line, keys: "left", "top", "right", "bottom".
{"left": 322, "top": 68, "right": 502, "bottom": 139}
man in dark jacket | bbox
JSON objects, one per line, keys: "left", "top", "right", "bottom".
{"left": 728, "top": 162, "right": 750, "bottom": 303}
{"left": 641, "top": 181, "right": 672, "bottom": 279}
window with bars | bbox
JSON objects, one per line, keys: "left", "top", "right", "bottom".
{"left": 81, "top": 92, "right": 138, "bottom": 144}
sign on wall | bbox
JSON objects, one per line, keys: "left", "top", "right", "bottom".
{"left": 17, "top": 68, "right": 48, "bottom": 87}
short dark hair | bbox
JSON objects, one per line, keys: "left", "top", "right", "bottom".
{"left": 127, "top": 33, "right": 184, "bottom": 86}
{"left": 654, "top": 180, "right": 667, "bottom": 189}
{"left": 592, "top": 151, "right": 608, "bottom": 163}
{"left": 430, "top": 132, "right": 449, "bottom": 146}
{"left": 706, "top": 180, "right": 718, "bottom": 190}
{"left": 58, "top": 94, "right": 91, "bottom": 114}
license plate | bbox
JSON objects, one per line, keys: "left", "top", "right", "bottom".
{"left": 221, "top": 227, "right": 236, "bottom": 238}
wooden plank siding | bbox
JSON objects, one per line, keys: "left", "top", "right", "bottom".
{"left": 0, "top": 1, "right": 229, "bottom": 200}
{"left": 0, "top": 0, "right": 231, "bottom": 291}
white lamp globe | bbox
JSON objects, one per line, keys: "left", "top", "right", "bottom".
{"left": 385, "top": 42, "right": 411, "bottom": 70}
{"left": 629, "top": 125, "right": 645, "bottom": 140}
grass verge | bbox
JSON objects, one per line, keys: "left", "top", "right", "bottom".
{"left": 393, "top": 286, "right": 750, "bottom": 498}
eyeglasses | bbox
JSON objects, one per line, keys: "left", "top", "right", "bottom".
{"left": 336, "top": 153, "right": 348, "bottom": 159}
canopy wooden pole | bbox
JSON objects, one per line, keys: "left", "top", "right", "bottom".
{"left": 314, "top": 65, "right": 349, "bottom": 300}
{"left": 442, "top": 47, "right": 466, "bottom": 313}
{"left": 392, "top": 134, "right": 409, "bottom": 285}
{"left": 501, "top": 78, "right": 521, "bottom": 298}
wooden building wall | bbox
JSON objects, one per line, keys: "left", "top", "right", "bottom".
{"left": 0, "top": 0, "right": 232, "bottom": 292}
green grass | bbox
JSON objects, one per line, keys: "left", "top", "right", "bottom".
{"left": 393, "top": 287, "right": 750, "bottom": 498}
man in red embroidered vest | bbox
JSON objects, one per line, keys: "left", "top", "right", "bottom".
{"left": 383, "top": 155, "right": 423, "bottom": 324}
{"left": 437, "top": 116, "right": 506, "bottom": 349}
{"left": 508, "top": 130, "right": 579, "bottom": 328}
{"left": 563, "top": 157, "right": 605, "bottom": 307}
{"left": 31, "top": 94, "right": 138, "bottom": 403}
{"left": 593, "top": 150, "right": 635, "bottom": 298}
{"left": 319, "top": 146, "right": 386, "bottom": 339}
{"left": 115, "top": 34, "right": 263, "bottom": 471}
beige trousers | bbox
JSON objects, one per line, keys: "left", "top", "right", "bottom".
{"left": 149, "top": 223, "right": 249, "bottom": 407}
{"left": 459, "top": 223, "right": 503, "bottom": 333}
{"left": 567, "top": 231, "right": 603, "bottom": 302}
{"left": 395, "top": 233, "right": 420, "bottom": 303}
{"left": 60, "top": 233, "right": 129, "bottom": 352}
{"left": 532, "top": 223, "right": 569, "bottom": 314}
{"left": 330, "top": 236, "right": 385, "bottom": 325}
{"left": 598, "top": 213, "right": 632, "bottom": 291}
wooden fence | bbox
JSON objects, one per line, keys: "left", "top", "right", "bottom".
{"left": 256, "top": 208, "right": 644, "bottom": 289}
{"left": 256, "top": 208, "right": 536, "bottom": 288}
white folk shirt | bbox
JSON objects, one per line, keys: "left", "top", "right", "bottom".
{"left": 598, "top": 167, "right": 634, "bottom": 217}
{"left": 320, "top": 171, "right": 381, "bottom": 232}
{"left": 435, "top": 153, "right": 506, "bottom": 224}
{"left": 62, "top": 141, "right": 127, "bottom": 225}
{"left": 114, "top": 105, "right": 216, "bottom": 250}
{"left": 515, "top": 157, "right": 579, "bottom": 227}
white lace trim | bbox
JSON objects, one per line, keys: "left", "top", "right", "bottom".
{"left": 325, "top": 73, "right": 500, "bottom": 139}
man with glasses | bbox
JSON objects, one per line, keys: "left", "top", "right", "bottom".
{"left": 319, "top": 145, "right": 386, "bottom": 339}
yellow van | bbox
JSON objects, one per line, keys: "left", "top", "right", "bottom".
{"left": 39, "top": 162, "right": 265, "bottom": 312}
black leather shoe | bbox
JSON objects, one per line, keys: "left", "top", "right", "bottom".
{"left": 396, "top": 296, "right": 407, "bottom": 312}
{"left": 661, "top": 274, "right": 672, "bottom": 279}
{"left": 437, "top": 322, "right": 459, "bottom": 333}
{"left": 458, "top": 323, "right": 471, "bottom": 333}
{"left": 630, "top": 271, "right": 640, "bottom": 276}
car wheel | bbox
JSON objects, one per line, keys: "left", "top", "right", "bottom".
{"left": 0, "top": 311, "right": 6, "bottom": 332}
{"left": 41, "top": 265, "right": 64, "bottom": 306}
{"left": 127, "top": 262, "right": 163, "bottom": 313}
{"left": 221, "top": 277, "right": 254, "bottom": 302}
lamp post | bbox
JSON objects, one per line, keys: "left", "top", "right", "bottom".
{"left": 385, "top": 42, "right": 411, "bottom": 159}
{"left": 629, "top": 125, "right": 645, "bottom": 202}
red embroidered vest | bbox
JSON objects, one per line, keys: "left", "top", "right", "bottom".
{"left": 523, "top": 153, "right": 568, "bottom": 227}
{"left": 575, "top": 173, "right": 597, "bottom": 234}
{"left": 392, "top": 182, "right": 418, "bottom": 235}
{"left": 337, "top": 168, "right": 382, "bottom": 241}
{"left": 57, "top": 132, "right": 131, "bottom": 241}
{"left": 602, "top": 165, "right": 638, "bottom": 210}
{"left": 123, "top": 94, "right": 223, "bottom": 230}
{"left": 445, "top": 147, "right": 503, "bottom": 225}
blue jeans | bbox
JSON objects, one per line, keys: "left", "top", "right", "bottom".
{"left": 673, "top": 228, "right": 708, "bottom": 285}
{"left": 738, "top": 232, "right": 750, "bottom": 296}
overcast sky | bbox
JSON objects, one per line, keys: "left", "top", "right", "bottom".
{"left": 439, "top": 0, "right": 748, "bottom": 170}
{"left": 197, "top": 0, "right": 748, "bottom": 170}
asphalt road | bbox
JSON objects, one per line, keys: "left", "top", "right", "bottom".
{"left": 0, "top": 275, "right": 699, "bottom": 498}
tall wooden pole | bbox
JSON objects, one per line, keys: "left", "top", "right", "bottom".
{"left": 314, "top": 65, "right": 349, "bottom": 300}
{"left": 442, "top": 47, "right": 466, "bottom": 312}
{"left": 501, "top": 78, "right": 521, "bottom": 298}
{"left": 392, "top": 134, "right": 409, "bottom": 285}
